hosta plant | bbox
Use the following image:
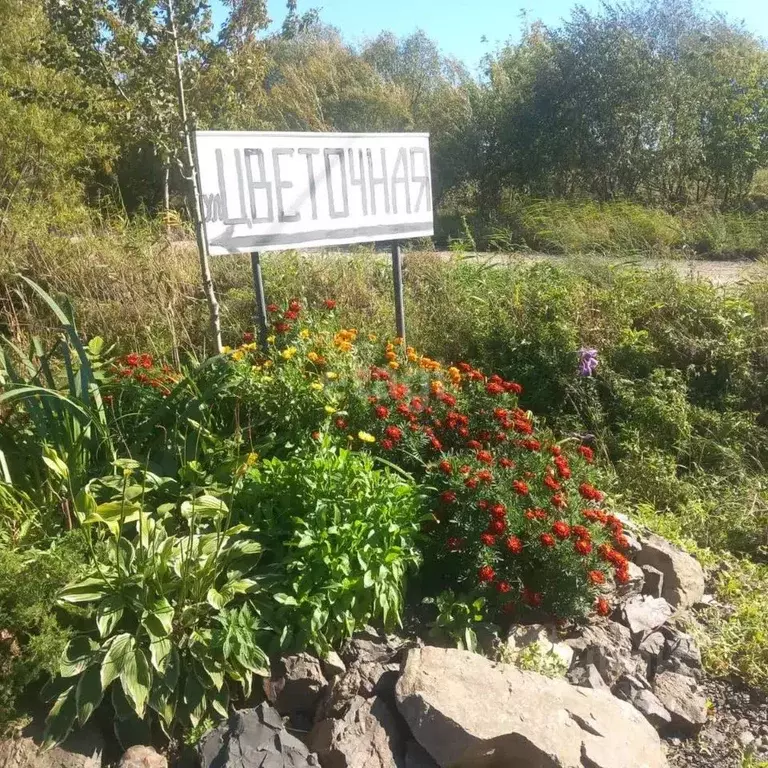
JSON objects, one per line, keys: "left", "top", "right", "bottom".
{"left": 43, "top": 462, "right": 268, "bottom": 748}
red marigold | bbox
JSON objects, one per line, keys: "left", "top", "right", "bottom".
{"left": 552, "top": 520, "right": 571, "bottom": 539}
{"left": 614, "top": 566, "right": 630, "bottom": 585}
{"left": 430, "top": 437, "right": 443, "bottom": 452}
{"left": 380, "top": 438, "right": 394, "bottom": 450}
{"left": 446, "top": 537, "right": 464, "bottom": 551}
{"left": 374, "top": 405, "right": 389, "bottom": 419}
{"left": 522, "top": 588, "right": 542, "bottom": 607}
{"left": 476, "top": 450, "right": 493, "bottom": 465}
{"left": 579, "top": 483, "right": 604, "bottom": 502}
{"left": 384, "top": 425, "right": 403, "bottom": 442}
{"left": 521, "top": 439, "right": 541, "bottom": 451}
{"left": 440, "top": 490, "right": 457, "bottom": 504}
{"left": 614, "top": 534, "right": 631, "bottom": 551}
{"left": 389, "top": 383, "right": 409, "bottom": 401}
{"left": 502, "top": 601, "right": 517, "bottom": 615}
{"left": 505, "top": 535, "right": 523, "bottom": 554}
{"left": 595, "top": 597, "right": 611, "bottom": 617}
{"left": 288, "top": 299, "right": 301, "bottom": 312}
{"left": 540, "top": 533, "right": 556, "bottom": 548}
{"left": 571, "top": 525, "right": 591, "bottom": 540}
{"left": 486, "top": 382, "right": 504, "bottom": 395}
{"left": 242, "top": 332, "right": 255, "bottom": 343}
{"left": 476, "top": 470, "right": 493, "bottom": 483}
{"left": 578, "top": 445, "right": 595, "bottom": 463}
{"left": 550, "top": 493, "right": 567, "bottom": 508}
{"left": 543, "top": 474, "right": 561, "bottom": 491}
{"left": 396, "top": 403, "right": 411, "bottom": 418}
{"left": 496, "top": 580, "right": 512, "bottom": 594}
{"left": 499, "top": 458, "right": 516, "bottom": 469}
{"left": 334, "top": 417, "right": 348, "bottom": 430}
{"left": 478, "top": 565, "right": 495, "bottom": 583}
{"left": 438, "top": 460, "right": 452, "bottom": 475}
{"left": 512, "top": 480, "right": 529, "bottom": 496}
{"left": 467, "top": 439, "right": 482, "bottom": 450}
{"left": 490, "top": 503, "right": 507, "bottom": 519}
{"left": 274, "top": 321, "right": 290, "bottom": 334}
{"left": 324, "top": 299, "right": 337, "bottom": 310}
{"left": 439, "top": 392, "right": 457, "bottom": 407}
{"left": 480, "top": 533, "right": 496, "bottom": 547}
{"left": 459, "top": 464, "right": 472, "bottom": 475}
{"left": 284, "top": 310, "right": 299, "bottom": 321}
{"left": 505, "top": 381, "right": 523, "bottom": 394}
{"left": 549, "top": 444, "right": 562, "bottom": 456}
{"left": 488, "top": 519, "right": 506, "bottom": 535}
{"left": 124, "top": 353, "right": 139, "bottom": 367}
{"left": 266, "top": 303, "right": 279, "bottom": 313}
{"left": 588, "top": 570, "right": 606, "bottom": 585}
{"left": 574, "top": 538, "right": 593, "bottom": 556}
{"left": 465, "top": 477, "right": 479, "bottom": 489}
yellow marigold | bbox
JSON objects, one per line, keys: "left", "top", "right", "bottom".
{"left": 310, "top": 382, "right": 324, "bottom": 391}
{"left": 368, "top": 333, "right": 378, "bottom": 342}
{"left": 388, "top": 360, "right": 400, "bottom": 370}
{"left": 326, "top": 371, "right": 339, "bottom": 380}
{"left": 246, "top": 451, "right": 259, "bottom": 466}
{"left": 281, "top": 346, "right": 298, "bottom": 360}
{"left": 393, "top": 336, "right": 404, "bottom": 346}
{"left": 307, "top": 351, "right": 320, "bottom": 363}
{"left": 385, "top": 351, "right": 397, "bottom": 361}
{"left": 231, "top": 349, "right": 246, "bottom": 362}
{"left": 430, "top": 379, "right": 444, "bottom": 394}
{"left": 221, "top": 346, "right": 233, "bottom": 354}
{"left": 263, "top": 360, "right": 273, "bottom": 368}
{"left": 324, "top": 405, "right": 336, "bottom": 414}
{"left": 299, "top": 328, "right": 311, "bottom": 340}
{"left": 358, "top": 431, "right": 376, "bottom": 443}
{"left": 267, "top": 335, "right": 276, "bottom": 345}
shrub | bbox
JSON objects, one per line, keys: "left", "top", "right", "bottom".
{"left": 235, "top": 445, "right": 423, "bottom": 651}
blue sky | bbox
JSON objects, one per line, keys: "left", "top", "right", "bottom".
{"left": 212, "top": 0, "right": 767, "bottom": 73}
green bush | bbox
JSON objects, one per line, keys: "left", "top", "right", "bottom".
{"left": 235, "top": 446, "right": 423, "bottom": 651}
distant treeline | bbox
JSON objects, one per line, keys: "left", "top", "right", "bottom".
{"left": 1, "top": 0, "right": 767, "bottom": 231}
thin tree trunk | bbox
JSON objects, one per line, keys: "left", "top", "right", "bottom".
{"left": 163, "top": 158, "right": 171, "bottom": 234}
{"left": 167, "top": 0, "right": 222, "bottom": 353}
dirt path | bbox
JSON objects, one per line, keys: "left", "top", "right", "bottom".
{"left": 435, "top": 251, "right": 767, "bottom": 286}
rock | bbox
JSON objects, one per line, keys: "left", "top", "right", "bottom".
{"left": 317, "top": 660, "right": 401, "bottom": 720}
{"left": 567, "top": 663, "right": 608, "bottom": 690}
{"left": 118, "top": 746, "right": 167, "bottom": 768}
{"left": 323, "top": 651, "right": 347, "bottom": 678}
{"left": 621, "top": 596, "right": 673, "bottom": 644}
{"left": 198, "top": 703, "right": 319, "bottom": 768}
{"left": 0, "top": 721, "right": 102, "bottom": 768}
{"left": 641, "top": 566, "right": 665, "bottom": 599}
{"left": 635, "top": 534, "right": 705, "bottom": 611}
{"left": 738, "top": 731, "right": 756, "bottom": 748}
{"left": 652, "top": 671, "right": 708, "bottom": 731}
{"left": 507, "top": 623, "right": 574, "bottom": 670}
{"left": 662, "top": 628, "right": 702, "bottom": 671}
{"left": 264, "top": 652, "right": 328, "bottom": 717}
{"left": 309, "top": 695, "right": 403, "bottom": 768}
{"left": 340, "top": 630, "right": 402, "bottom": 666}
{"left": 565, "top": 619, "right": 635, "bottom": 686}
{"left": 638, "top": 631, "right": 666, "bottom": 662}
{"left": 617, "top": 562, "right": 646, "bottom": 600}
{"left": 630, "top": 689, "right": 672, "bottom": 729}
{"left": 405, "top": 740, "right": 440, "bottom": 768}
{"left": 396, "top": 645, "right": 668, "bottom": 768}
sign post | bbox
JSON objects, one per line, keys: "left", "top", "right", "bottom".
{"left": 193, "top": 131, "right": 433, "bottom": 341}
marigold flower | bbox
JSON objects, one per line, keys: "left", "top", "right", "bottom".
{"left": 266, "top": 303, "right": 279, "bottom": 313}
{"left": 595, "top": 597, "right": 611, "bottom": 617}
{"left": 480, "top": 533, "right": 496, "bottom": 547}
{"left": 588, "top": 570, "right": 606, "bottom": 585}
{"left": 447, "top": 537, "right": 464, "bottom": 551}
{"left": 335, "top": 417, "right": 348, "bottom": 430}
{"left": 357, "top": 430, "right": 375, "bottom": 443}
{"left": 459, "top": 464, "right": 472, "bottom": 474}
{"left": 490, "top": 503, "right": 507, "bottom": 519}
{"left": 310, "top": 382, "right": 323, "bottom": 391}
{"left": 505, "top": 535, "right": 523, "bottom": 554}
{"left": 544, "top": 474, "right": 561, "bottom": 491}
{"left": 380, "top": 438, "right": 394, "bottom": 450}
{"left": 288, "top": 299, "right": 301, "bottom": 312}
{"left": 466, "top": 439, "right": 481, "bottom": 450}
{"left": 438, "top": 460, "right": 452, "bottom": 475}
{"left": 281, "top": 347, "right": 298, "bottom": 360}
{"left": 488, "top": 519, "right": 506, "bottom": 535}
{"left": 512, "top": 480, "right": 529, "bottom": 496}
{"left": 550, "top": 493, "right": 567, "bottom": 508}
{"left": 374, "top": 405, "right": 389, "bottom": 419}
{"left": 440, "top": 490, "right": 457, "bottom": 504}
{"left": 614, "top": 566, "right": 630, "bottom": 585}
{"left": 486, "top": 382, "right": 504, "bottom": 395}
{"left": 478, "top": 565, "right": 495, "bottom": 583}
{"left": 498, "top": 457, "right": 515, "bottom": 469}
{"left": 465, "top": 477, "right": 479, "bottom": 489}
{"left": 324, "top": 299, "right": 337, "bottom": 310}
{"left": 476, "top": 469, "right": 493, "bottom": 483}
{"left": 496, "top": 580, "right": 512, "bottom": 594}
{"left": 476, "top": 450, "right": 493, "bottom": 465}
{"left": 579, "top": 483, "right": 604, "bottom": 502}
{"left": 552, "top": 521, "right": 571, "bottom": 539}
{"left": 384, "top": 425, "right": 403, "bottom": 442}
{"left": 540, "top": 533, "right": 556, "bottom": 548}
{"left": 578, "top": 445, "right": 595, "bottom": 463}
{"left": 522, "top": 588, "right": 542, "bottom": 607}
{"left": 574, "top": 539, "right": 593, "bottom": 556}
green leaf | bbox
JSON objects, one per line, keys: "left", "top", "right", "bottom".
{"left": 101, "top": 633, "right": 135, "bottom": 689}
{"left": 111, "top": 679, "right": 135, "bottom": 720}
{"left": 210, "top": 686, "right": 229, "bottom": 719}
{"left": 42, "top": 686, "right": 77, "bottom": 750}
{"left": 206, "top": 587, "right": 226, "bottom": 610}
{"left": 59, "top": 576, "right": 107, "bottom": 604}
{"left": 76, "top": 665, "right": 103, "bottom": 726}
{"left": 182, "top": 671, "right": 207, "bottom": 727}
{"left": 149, "top": 636, "right": 172, "bottom": 672}
{"left": 96, "top": 595, "right": 124, "bottom": 638}
{"left": 142, "top": 598, "right": 174, "bottom": 638}
{"left": 60, "top": 636, "right": 96, "bottom": 678}
{"left": 273, "top": 593, "right": 298, "bottom": 606}
{"left": 180, "top": 494, "right": 228, "bottom": 519}
{"left": 120, "top": 648, "right": 152, "bottom": 718}
{"left": 157, "top": 646, "right": 180, "bottom": 692}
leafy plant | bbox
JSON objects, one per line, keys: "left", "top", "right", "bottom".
{"left": 43, "top": 462, "right": 268, "bottom": 748}
{"left": 424, "top": 590, "right": 489, "bottom": 652}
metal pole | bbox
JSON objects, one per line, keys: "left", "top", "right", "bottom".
{"left": 391, "top": 241, "right": 406, "bottom": 342}
{"left": 250, "top": 252, "right": 269, "bottom": 352}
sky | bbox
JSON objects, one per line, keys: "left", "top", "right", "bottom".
{"left": 212, "top": 0, "right": 768, "bottom": 74}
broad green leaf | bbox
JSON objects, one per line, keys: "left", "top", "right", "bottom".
{"left": 76, "top": 665, "right": 103, "bottom": 726}
{"left": 111, "top": 679, "right": 135, "bottom": 720}
{"left": 96, "top": 595, "right": 124, "bottom": 638}
{"left": 42, "top": 686, "right": 77, "bottom": 750}
{"left": 73, "top": 488, "right": 97, "bottom": 524}
{"left": 59, "top": 576, "right": 107, "bottom": 604}
{"left": 180, "top": 494, "right": 228, "bottom": 519}
{"left": 157, "top": 646, "right": 180, "bottom": 692}
{"left": 206, "top": 587, "right": 226, "bottom": 610}
{"left": 120, "top": 648, "right": 152, "bottom": 718}
{"left": 101, "top": 633, "right": 134, "bottom": 689}
{"left": 60, "top": 636, "right": 96, "bottom": 678}
{"left": 182, "top": 672, "right": 207, "bottom": 727}
{"left": 142, "top": 598, "right": 174, "bottom": 637}
{"left": 210, "top": 686, "right": 229, "bottom": 719}
{"left": 149, "top": 683, "right": 177, "bottom": 731}
{"left": 149, "top": 636, "right": 172, "bottom": 672}
{"left": 273, "top": 593, "right": 298, "bottom": 606}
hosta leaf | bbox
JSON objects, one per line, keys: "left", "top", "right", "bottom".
{"left": 209, "top": 686, "right": 229, "bottom": 719}
{"left": 180, "top": 494, "right": 228, "bottom": 519}
{"left": 182, "top": 672, "right": 207, "bottom": 727}
{"left": 142, "top": 598, "right": 174, "bottom": 638}
{"left": 206, "top": 587, "right": 226, "bottom": 610}
{"left": 120, "top": 648, "right": 152, "bottom": 718}
{"left": 111, "top": 679, "right": 134, "bottom": 720}
{"left": 149, "top": 683, "right": 177, "bottom": 732}
{"left": 101, "top": 633, "right": 134, "bottom": 689}
{"left": 75, "top": 665, "right": 103, "bottom": 726}
{"left": 157, "top": 645, "right": 180, "bottom": 692}
{"left": 149, "top": 636, "right": 172, "bottom": 672}
{"left": 60, "top": 636, "right": 96, "bottom": 678}
{"left": 96, "top": 595, "right": 124, "bottom": 638}
{"left": 73, "top": 489, "right": 97, "bottom": 524}
{"left": 273, "top": 593, "right": 298, "bottom": 606}
{"left": 42, "top": 686, "right": 77, "bottom": 750}
{"left": 58, "top": 576, "right": 107, "bottom": 604}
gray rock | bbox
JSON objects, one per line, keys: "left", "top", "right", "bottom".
{"left": 652, "top": 671, "right": 708, "bottom": 731}
{"left": 264, "top": 652, "right": 328, "bottom": 717}
{"left": 631, "top": 689, "right": 673, "bottom": 729}
{"left": 198, "top": 704, "right": 319, "bottom": 768}
{"left": 118, "top": 746, "right": 167, "bottom": 768}
{"left": 621, "top": 596, "right": 673, "bottom": 644}
{"left": 738, "top": 731, "right": 756, "bottom": 748}
{"left": 565, "top": 619, "right": 635, "bottom": 686}
{"left": 341, "top": 631, "right": 402, "bottom": 666}
{"left": 623, "top": 532, "right": 643, "bottom": 556}
{"left": 317, "top": 660, "right": 401, "bottom": 720}
{"left": 662, "top": 628, "right": 702, "bottom": 670}
{"left": 568, "top": 663, "right": 608, "bottom": 690}
{"left": 617, "top": 562, "right": 646, "bottom": 601}
{"left": 641, "top": 566, "right": 665, "bottom": 599}
{"left": 322, "top": 651, "right": 347, "bottom": 679}
{"left": 0, "top": 722, "right": 103, "bottom": 768}
{"left": 309, "top": 695, "right": 403, "bottom": 768}
{"left": 635, "top": 534, "right": 705, "bottom": 611}
{"left": 639, "top": 631, "right": 666, "bottom": 661}
{"left": 404, "top": 740, "right": 440, "bottom": 768}
{"left": 396, "top": 645, "right": 668, "bottom": 768}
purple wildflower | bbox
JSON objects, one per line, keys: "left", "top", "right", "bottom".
{"left": 578, "top": 347, "right": 598, "bottom": 377}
